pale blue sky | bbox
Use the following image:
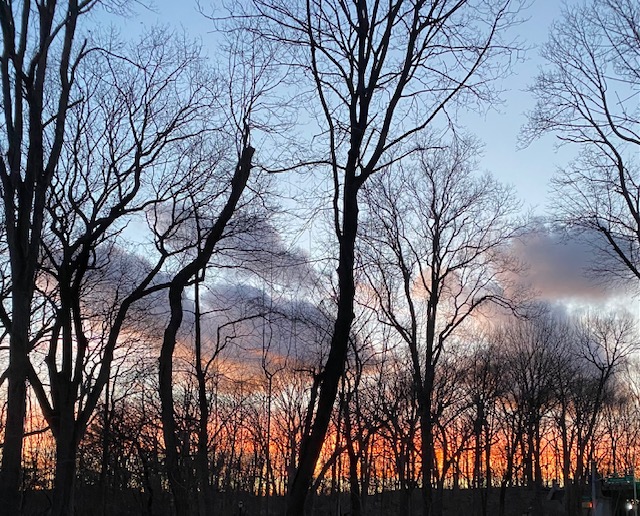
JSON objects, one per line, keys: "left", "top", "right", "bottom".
{"left": 459, "top": 0, "right": 578, "bottom": 214}
{"left": 106, "top": 0, "right": 635, "bottom": 305}
{"left": 118, "top": 0, "right": 578, "bottom": 215}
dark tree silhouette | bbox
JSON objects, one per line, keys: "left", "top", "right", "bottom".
{"left": 0, "top": 1, "right": 99, "bottom": 511}
{"left": 360, "top": 140, "right": 520, "bottom": 516}
{"left": 233, "top": 1, "right": 524, "bottom": 512}
{"left": 524, "top": 0, "right": 640, "bottom": 282}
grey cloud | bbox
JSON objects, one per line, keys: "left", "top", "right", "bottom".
{"left": 512, "top": 224, "right": 630, "bottom": 301}
{"left": 177, "top": 281, "right": 331, "bottom": 369}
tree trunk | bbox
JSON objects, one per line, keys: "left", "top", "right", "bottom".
{"left": 420, "top": 411, "right": 434, "bottom": 516}
{"left": 0, "top": 359, "right": 27, "bottom": 515}
{"left": 194, "top": 279, "right": 214, "bottom": 516}
{"left": 0, "top": 292, "right": 31, "bottom": 515}
{"left": 51, "top": 410, "right": 79, "bottom": 516}
{"left": 286, "top": 180, "right": 359, "bottom": 516}
{"left": 159, "top": 289, "right": 193, "bottom": 516}
{"left": 0, "top": 2, "right": 83, "bottom": 508}
{"left": 159, "top": 144, "right": 253, "bottom": 515}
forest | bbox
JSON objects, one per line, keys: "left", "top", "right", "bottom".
{"left": 0, "top": 0, "right": 638, "bottom": 516}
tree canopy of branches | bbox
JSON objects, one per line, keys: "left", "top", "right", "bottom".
{"left": 4, "top": 1, "right": 640, "bottom": 516}
{"left": 29, "top": 28, "right": 233, "bottom": 515}
{"left": 0, "top": 1, "right": 98, "bottom": 511}
{"left": 0, "top": 1, "right": 260, "bottom": 513}
{"left": 234, "top": 1, "right": 524, "bottom": 512}
{"left": 360, "top": 138, "right": 520, "bottom": 516}
{"left": 524, "top": 0, "right": 640, "bottom": 281}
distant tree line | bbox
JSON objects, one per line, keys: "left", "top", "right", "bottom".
{"left": 13, "top": 301, "right": 640, "bottom": 516}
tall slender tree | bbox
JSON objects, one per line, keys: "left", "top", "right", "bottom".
{"left": 360, "top": 139, "right": 520, "bottom": 515}
{"left": 234, "top": 1, "right": 525, "bottom": 512}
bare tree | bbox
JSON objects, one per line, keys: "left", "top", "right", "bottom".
{"left": 375, "top": 348, "right": 421, "bottom": 514}
{"left": 337, "top": 312, "right": 387, "bottom": 516}
{"left": 22, "top": 28, "right": 227, "bottom": 515}
{"left": 360, "top": 139, "right": 521, "bottom": 516}
{"left": 229, "top": 1, "right": 524, "bottom": 512}
{"left": 157, "top": 139, "right": 254, "bottom": 514}
{"left": 564, "top": 312, "right": 637, "bottom": 516}
{"left": 490, "top": 307, "right": 637, "bottom": 516}
{"left": 153, "top": 21, "right": 305, "bottom": 511}
{"left": 524, "top": 0, "right": 640, "bottom": 282}
{"left": 0, "top": 1, "right": 103, "bottom": 510}
{"left": 461, "top": 339, "right": 504, "bottom": 516}
{"left": 493, "top": 312, "right": 561, "bottom": 516}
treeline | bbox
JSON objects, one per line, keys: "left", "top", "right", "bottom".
{"left": 0, "top": 1, "right": 638, "bottom": 516}
{"left": 15, "top": 300, "right": 640, "bottom": 516}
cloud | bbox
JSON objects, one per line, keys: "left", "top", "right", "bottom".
{"left": 170, "top": 280, "right": 332, "bottom": 376}
{"left": 511, "top": 224, "right": 631, "bottom": 301}
{"left": 214, "top": 216, "right": 319, "bottom": 292}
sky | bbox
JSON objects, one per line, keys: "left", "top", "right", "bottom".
{"left": 459, "top": 0, "right": 578, "bottom": 213}
{"left": 122, "top": 0, "right": 577, "bottom": 213}
{"left": 106, "top": 0, "right": 637, "bottom": 308}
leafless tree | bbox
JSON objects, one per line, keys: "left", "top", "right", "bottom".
{"left": 360, "top": 138, "right": 520, "bottom": 515}
{"left": 157, "top": 140, "right": 254, "bottom": 514}
{"left": 524, "top": 0, "right": 640, "bottom": 282}
{"left": 22, "top": 27, "right": 227, "bottom": 515}
{"left": 460, "top": 339, "right": 504, "bottom": 516}
{"left": 153, "top": 27, "right": 286, "bottom": 510}
{"left": 375, "top": 349, "right": 421, "bottom": 513}
{"left": 337, "top": 311, "right": 387, "bottom": 516}
{"left": 493, "top": 312, "right": 561, "bottom": 516}
{"left": 0, "top": 1, "right": 103, "bottom": 510}
{"left": 563, "top": 311, "right": 637, "bottom": 516}
{"left": 229, "top": 1, "right": 525, "bottom": 512}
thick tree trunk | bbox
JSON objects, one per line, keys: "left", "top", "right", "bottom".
{"left": 0, "top": 291, "right": 31, "bottom": 515}
{"left": 159, "top": 319, "right": 192, "bottom": 515}
{"left": 51, "top": 420, "right": 78, "bottom": 516}
{"left": 286, "top": 181, "right": 359, "bottom": 516}
{"left": 0, "top": 3, "right": 83, "bottom": 511}
{"left": 0, "top": 357, "right": 27, "bottom": 515}
{"left": 420, "top": 411, "right": 434, "bottom": 516}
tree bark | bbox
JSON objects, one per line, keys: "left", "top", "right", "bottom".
{"left": 420, "top": 410, "right": 434, "bottom": 516}
{"left": 0, "top": 299, "right": 29, "bottom": 515}
{"left": 51, "top": 415, "right": 79, "bottom": 516}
